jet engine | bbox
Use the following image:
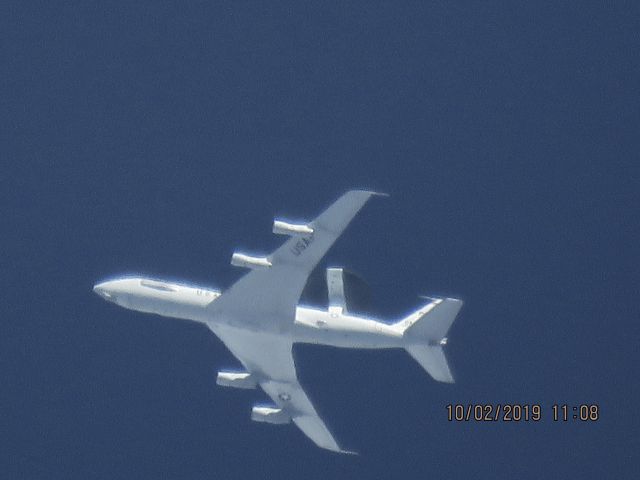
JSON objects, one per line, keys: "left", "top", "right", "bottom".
{"left": 230, "top": 253, "right": 272, "bottom": 269}
{"left": 216, "top": 371, "right": 257, "bottom": 389}
{"left": 251, "top": 405, "right": 290, "bottom": 425}
{"left": 272, "top": 219, "right": 314, "bottom": 236}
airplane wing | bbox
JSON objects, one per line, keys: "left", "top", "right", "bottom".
{"left": 207, "top": 324, "right": 352, "bottom": 452}
{"left": 206, "top": 190, "right": 380, "bottom": 452}
{"left": 261, "top": 377, "right": 352, "bottom": 453}
{"left": 207, "top": 190, "right": 381, "bottom": 333}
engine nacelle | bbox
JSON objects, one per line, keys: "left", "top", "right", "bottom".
{"left": 216, "top": 371, "right": 257, "bottom": 389}
{"left": 230, "top": 252, "right": 272, "bottom": 269}
{"left": 251, "top": 405, "right": 290, "bottom": 425}
{"left": 272, "top": 219, "right": 314, "bottom": 236}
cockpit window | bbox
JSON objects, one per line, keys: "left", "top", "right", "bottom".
{"left": 140, "top": 279, "right": 177, "bottom": 292}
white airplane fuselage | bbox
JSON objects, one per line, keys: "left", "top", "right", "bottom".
{"left": 93, "top": 277, "right": 403, "bottom": 349}
{"left": 92, "top": 191, "right": 462, "bottom": 453}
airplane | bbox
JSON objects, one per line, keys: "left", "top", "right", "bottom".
{"left": 93, "top": 190, "right": 463, "bottom": 454}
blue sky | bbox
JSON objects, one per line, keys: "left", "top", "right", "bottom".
{"left": 2, "top": 1, "right": 638, "bottom": 478}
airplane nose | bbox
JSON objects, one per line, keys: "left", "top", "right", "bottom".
{"left": 93, "top": 282, "right": 114, "bottom": 300}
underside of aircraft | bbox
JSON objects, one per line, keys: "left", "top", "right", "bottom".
{"left": 93, "top": 190, "right": 463, "bottom": 453}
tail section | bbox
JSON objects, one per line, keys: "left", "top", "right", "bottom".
{"left": 405, "top": 345, "right": 454, "bottom": 383}
{"left": 395, "top": 298, "right": 463, "bottom": 383}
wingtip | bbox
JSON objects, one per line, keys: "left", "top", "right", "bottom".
{"left": 369, "top": 190, "right": 390, "bottom": 198}
{"left": 418, "top": 294, "right": 443, "bottom": 302}
{"left": 418, "top": 295, "right": 463, "bottom": 306}
{"left": 350, "top": 189, "right": 390, "bottom": 198}
{"left": 339, "top": 449, "right": 359, "bottom": 456}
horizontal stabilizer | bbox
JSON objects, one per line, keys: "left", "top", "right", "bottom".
{"left": 398, "top": 298, "right": 463, "bottom": 341}
{"left": 405, "top": 345, "right": 454, "bottom": 383}
{"left": 398, "top": 297, "right": 463, "bottom": 383}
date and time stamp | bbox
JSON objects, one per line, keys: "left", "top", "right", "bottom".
{"left": 445, "top": 404, "right": 600, "bottom": 422}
